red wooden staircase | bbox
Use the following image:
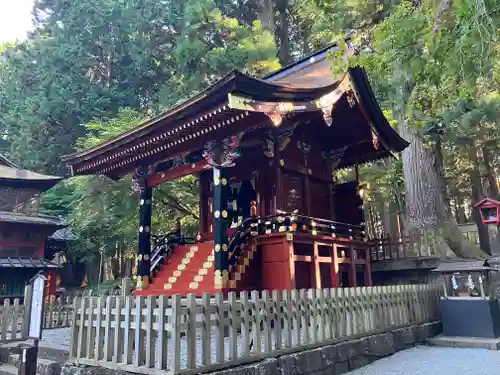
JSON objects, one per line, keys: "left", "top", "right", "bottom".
{"left": 134, "top": 242, "right": 219, "bottom": 296}
{"left": 135, "top": 217, "right": 261, "bottom": 296}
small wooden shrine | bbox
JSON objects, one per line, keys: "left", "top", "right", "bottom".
{"left": 62, "top": 44, "right": 409, "bottom": 295}
{"left": 0, "top": 155, "right": 64, "bottom": 301}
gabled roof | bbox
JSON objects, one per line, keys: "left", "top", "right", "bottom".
{"left": 61, "top": 45, "right": 409, "bottom": 178}
{"left": 0, "top": 211, "right": 65, "bottom": 227}
{"left": 474, "top": 197, "right": 500, "bottom": 207}
{"left": 265, "top": 43, "right": 341, "bottom": 87}
{"left": 0, "top": 153, "right": 62, "bottom": 190}
{"left": 62, "top": 70, "right": 339, "bottom": 168}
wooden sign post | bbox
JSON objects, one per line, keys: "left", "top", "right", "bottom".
{"left": 19, "top": 273, "right": 47, "bottom": 375}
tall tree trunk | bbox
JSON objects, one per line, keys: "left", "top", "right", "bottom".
{"left": 398, "top": 117, "right": 486, "bottom": 259}
{"left": 388, "top": 200, "right": 400, "bottom": 237}
{"left": 257, "top": 0, "right": 275, "bottom": 32}
{"left": 469, "top": 146, "right": 491, "bottom": 255}
{"left": 483, "top": 146, "right": 499, "bottom": 199}
{"left": 482, "top": 145, "right": 500, "bottom": 255}
{"left": 275, "top": 0, "right": 291, "bottom": 65}
{"left": 456, "top": 197, "right": 468, "bottom": 223}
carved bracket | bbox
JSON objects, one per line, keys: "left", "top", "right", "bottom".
{"left": 322, "top": 146, "right": 348, "bottom": 170}
{"left": 203, "top": 136, "right": 241, "bottom": 168}
{"left": 296, "top": 141, "right": 312, "bottom": 154}
{"left": 132, "top": 164, "right": 157, "bottom": 192}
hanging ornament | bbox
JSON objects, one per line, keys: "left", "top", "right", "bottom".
{"left": 466, "top": 274, "right": 475, "bottom": 291}
{"left": 451, "top": 275, "right": 458, "bottom": 290}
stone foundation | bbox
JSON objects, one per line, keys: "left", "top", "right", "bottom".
{"left": 62, "top": 322, "right": 441, "bottom": 375}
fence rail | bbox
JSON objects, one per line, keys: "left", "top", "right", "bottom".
{"left": 0, "top": 287, "right": 74, "bottom": 343}
{"left": 371, "top": 231, "right": 440, "bottom": 261}
{"left": 70, "top": 284, "right": 441, "bottom": 374}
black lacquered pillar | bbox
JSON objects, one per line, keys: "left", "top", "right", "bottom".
{"left": 136, "top": 185, "right": 153, "bottom": 291}
{"left": 213, "top": 166, "right": 229, "bottom": 289}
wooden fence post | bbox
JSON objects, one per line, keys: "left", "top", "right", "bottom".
{"left": 156, "top": 295, "right": 168, "bottom": 370}
{"left": 170, "top": 294, "right": 181, "bottom": 373}
{"left": 123, "top": 296, "right": 133, "bottom": 365}
{"left": 103, "top": 296, "right": 115, "bottom": 362}
{"left": 272, "top": 290, "right": 282, "bottom": 350}
{"left": 228, "top": 292, "right": 238, "bottom": 360}
{"left": 134, "top": 296, "right": 145, "bottom": 367}
{"left": 215, "top": 292, "right": 225, "bottom": 362}
{"left": 22, "top": 284, "right": 33, "bottom": 338}
{"left": 112, "top": 296, "right": 123, "bottom": 364}
{"left": 201, "top": 293, "right": 211, "bottom": 366}
{"left": 251, "top": 290, "right": 262, "bottom": 353}
{"left": 186, "top": 294, "right": 197, "bottom": 369}
{"left": 58, "top": 283, "right": 445, "bottom": 373}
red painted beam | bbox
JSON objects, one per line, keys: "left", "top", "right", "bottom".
{"left": 148, "top": 160, "right": 209, "bottom": 187}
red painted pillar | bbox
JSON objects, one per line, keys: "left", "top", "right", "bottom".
{"left": 46, "top": 270, "right": 57, "bottom": 296}
{"left": 38, "top": 240, "right": 46, "bottom": 257}
{"left": 287, "top": 241, "right": 296, "bottom": 290}
{"left": 364, "top": 248, "right": 373, "bottom": 286}
{"left": 348, "top": 245, "right": 357, "bottom": 287}
{"left": 330, "top": 244, "right": 340, "bottom": 288}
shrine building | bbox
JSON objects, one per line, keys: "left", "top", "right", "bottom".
{"left": 62, "top": 44, "right": 409, "bottom": 296}
{"left": 0, "top": 155, "right": 64, "bottom": 301}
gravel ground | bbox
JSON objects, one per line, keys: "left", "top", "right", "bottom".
{"left": 40, "top": 328, "right": 71, "bottom": 351}
{"left": 348, "top": 345, "right": 500, "bottom": 375}
{"left": 39, "top": 329, "right": 500, "bottom": 374}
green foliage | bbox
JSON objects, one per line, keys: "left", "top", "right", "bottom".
{"left": 25, "top": 1, "right": 278, "bottom": 266}
{"left": 9, "top": 0, "right": 500, "bottom": 262}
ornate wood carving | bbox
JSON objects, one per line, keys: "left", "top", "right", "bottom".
{"left": 132, "top": 164, "right": 156, "bottom": 192}
{"left": 202, "top": 136, "right": 241, "bottom": 168}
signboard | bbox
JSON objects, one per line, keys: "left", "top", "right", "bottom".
{"left": 28, "top": 273, "right": 47, "bottom": 340}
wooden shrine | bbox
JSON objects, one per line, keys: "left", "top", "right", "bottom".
{"left": 62, "top": 44, "right": 409, "bottom": 295}
{"left": 0, "top": 155, "right": 64, "bottom": 301}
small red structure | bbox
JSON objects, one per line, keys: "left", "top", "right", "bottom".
{"left": 475, "top": 197, "right": 500, "bottom": 225}
{"left": 0, "top": 155, "right": 64, "bottom": 301}
{"left": 62, "top": 45, "right": 410, "bottom": 296}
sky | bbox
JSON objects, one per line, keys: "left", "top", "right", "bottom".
{"left": 0, "top": 0, "right": 34, "bottom": 43}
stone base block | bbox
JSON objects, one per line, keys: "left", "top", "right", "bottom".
{"left": 428, "top": 335, "right": 500, "bottom": 350}
{"left": 62, "top": 321, "right": 442, "bottom": 375}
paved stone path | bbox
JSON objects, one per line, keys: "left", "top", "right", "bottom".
{"left": 348, "top": 345, "right": 500, "bottom": 375}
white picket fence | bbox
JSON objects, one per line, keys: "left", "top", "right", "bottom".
{"left": 0, "top": 288, "right": 74, "bottom": 343}
{"left": 69, "top": 284, "right": 442, "bottom": 374}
